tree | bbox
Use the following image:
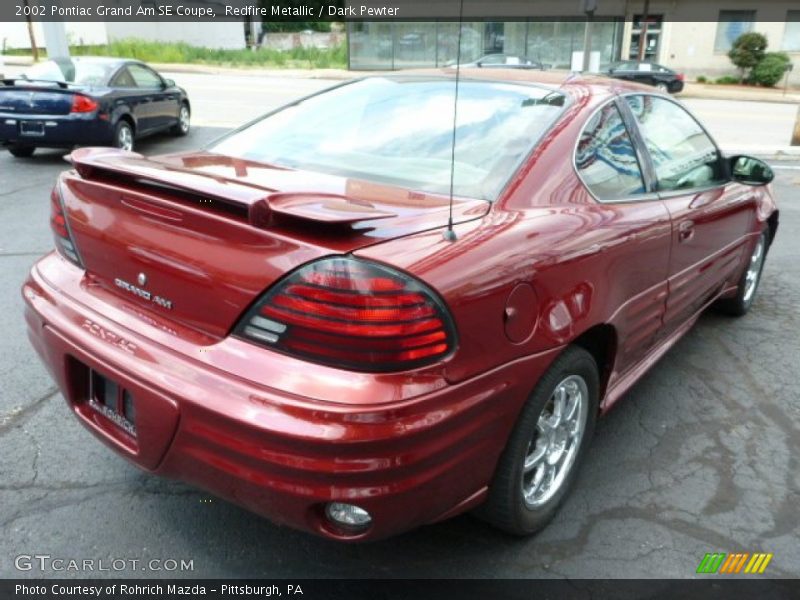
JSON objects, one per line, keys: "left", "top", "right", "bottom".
{"left": 750, "top": 52, "right": 792, "bottom": 87}
{"left": 727, "top": 32, "right": 767, "bottom": 82}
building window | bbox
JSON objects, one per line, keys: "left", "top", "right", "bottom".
{"left": 714, "top": 11, "right": 756, "bottom": 53}
{"left": 783, "top": 11, "right": 800, "bottom": 52}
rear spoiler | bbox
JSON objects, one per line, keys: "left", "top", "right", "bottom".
{"left": 67, "top": 147, "right": 398, "bottom": 227}
{"left": 2, "top": 78, "right": 70, "bottom": 89}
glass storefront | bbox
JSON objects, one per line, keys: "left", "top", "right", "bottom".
{"left": 348, "top": 20, "right": 624, "bottom": 71}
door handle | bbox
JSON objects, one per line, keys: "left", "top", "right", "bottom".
{"left": 678, "top": 220, "right": 695, "bottom": 243}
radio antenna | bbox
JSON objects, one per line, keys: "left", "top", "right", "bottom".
{"left": 443, "top": 0, "right": 464, "bottom": 242}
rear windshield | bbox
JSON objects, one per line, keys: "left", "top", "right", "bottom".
{"left": 23, "top": 59, "right": 114, "bottom": 86}
{"left": 210, "top": 77, "right": 566, "bottom": 201}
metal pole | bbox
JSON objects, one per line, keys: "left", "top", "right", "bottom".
{"left": 637, "top": 0, "right": 650, "bottom": 61}
{"left": 582, "top": 12, "right": 594, "bottom": 72}
{"left": 791, "top": 104, "right": 800, "bottom": 147}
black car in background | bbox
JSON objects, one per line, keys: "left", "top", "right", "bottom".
{"left": 0, "top": 57, "right": 191, "bottom": 157}
{"left": 606, "top": 61, "right": 685, "bottom": 93}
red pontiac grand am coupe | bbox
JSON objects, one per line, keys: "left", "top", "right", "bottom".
{"left": 23, "top": 70, "right": 778, "bottom": 541}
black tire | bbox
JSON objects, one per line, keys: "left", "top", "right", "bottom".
{"left": 715, "top": 230, "right": 769, "bottom": 317}
{"left": 8, "top": 145, "right": 35, "bottom": 158}
{"left": 655, "top": 81, "right": 670, "bottom": 93}
{"left": 113, "top": 120, "right": 134, "bottom": 151}
{"left": 171, "top": 103, "right": 190, "bottom": 136}
{"left": 477, "top": 345, "right": 599, "bottom": 535}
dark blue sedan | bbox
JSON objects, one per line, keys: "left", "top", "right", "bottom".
{"left": 0, "top": 56, "right": 190, "bottom": 157}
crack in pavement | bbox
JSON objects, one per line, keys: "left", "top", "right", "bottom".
{"left": 0, "top": 387, "right": 59, "bottom": 434}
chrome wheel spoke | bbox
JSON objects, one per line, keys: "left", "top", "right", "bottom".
{"left": 552, "top": 386, "right": 567, "bottom": 426}
{"left": 537, "top": 413, "right": 556, "bottom": 433}
{"left": 524, "top": 440, "right": 548, "bottom": 473}
{"left": 564, "top": 391, "right": 580, "bottom": 424}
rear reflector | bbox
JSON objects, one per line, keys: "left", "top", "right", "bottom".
{"left": 50, "top": 184, "right": 83, "bottom": 268}
{"left": 234, "top": 257, "right": 456, "bottom": 372}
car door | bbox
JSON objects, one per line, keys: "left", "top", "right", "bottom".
{"left": 109, "top": 65, "right": 156, "bottom": 133}
{"left": 574, "top": 99, "right": 672, "bottom": 376}
{"left": 127, "top": 63, "right": 174, "bottom": 131}
{"left": 622, "top": 94, "right": 757, "bottom": 340}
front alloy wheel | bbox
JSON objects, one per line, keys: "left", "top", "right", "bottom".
{"left": 716, "top": 230, "right": 769, "bottom": 316}
{"left": 478, "top": 345, "right": 599, "bottom": 535}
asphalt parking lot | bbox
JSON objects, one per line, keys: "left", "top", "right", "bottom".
{"left": 1, "top": 124, "right": 799, "bottom": 579}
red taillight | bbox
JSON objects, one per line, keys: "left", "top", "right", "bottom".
{"left": 676, "top": 73, "right": 685, "bottom": 81}
{"left": 70, "top": 94, "right": 98, "bottom": 113}
{"left": 50, "top": 184, "right": 83, "bottom": 267}
{"left": 235, "top": 258, "right": 457, "bottom": 372}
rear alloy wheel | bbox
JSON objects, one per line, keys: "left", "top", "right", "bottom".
{"left": 8, "top": 144, "right": 35, "bottom": 158}
{"left": 113, "top": 121, "right": 134, "bottom": 151}
{"left": 478, "top": 346, "right": 599, "bottom": 535}
{"left": 171, "top": 104, "right": 190, "bottom": 136}
{"left": 655, "top": 82, "right": 670, "bottom": 93}
{"left": 716, "top": 230, "right": 768, "bottom": 316}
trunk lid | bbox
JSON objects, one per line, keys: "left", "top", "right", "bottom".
{"left": 61, "top": 148, "right": 489, "bottom": 339}
{"left": 0, "top": 80, "right": 81, "bottom": 115}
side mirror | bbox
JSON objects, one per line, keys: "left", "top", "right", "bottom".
{"left": 729, "top": 155, "right": 774, "bottom": 186}
{"left": 163, "top": 78, "right": 176, "bottom": 88}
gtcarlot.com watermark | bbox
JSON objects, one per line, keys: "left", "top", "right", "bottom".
{"left": 14, "top": 554, "right": 194, "bottom": 573}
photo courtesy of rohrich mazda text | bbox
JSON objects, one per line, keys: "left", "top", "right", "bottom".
{"left": 21, "top": 70, "right": 778, "bottom": 540}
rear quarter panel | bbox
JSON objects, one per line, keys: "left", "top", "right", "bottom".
{"left": 356, "top": 89, "right": 672, "bottom": 389}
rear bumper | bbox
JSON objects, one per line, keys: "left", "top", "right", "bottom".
{"left": 22, "top": 252, "right": 561, "bottom": 540}
{"left": 0, "top": 111, "right": 112, "bottom": 147}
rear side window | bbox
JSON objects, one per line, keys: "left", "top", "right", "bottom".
{"left": 625, "top": 95, "right": 725, "bottom": 192}
{"left": 127, "top": 64, "right": 162, "bottom": 89}
{"left": 575, "top": 102, "right": 645, "bottom": 201}
{"left": 111, "top": 67, "right": 137, "bottom": 88}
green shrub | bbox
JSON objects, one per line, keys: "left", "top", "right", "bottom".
{"left": 727, "top": 32, "right": 767, "bottom": 81}
{"left": 696, "top": 75, "right": 707, "bottom": 83}
{"left": 750, "top": 52, "right": 792, "bottom": 87}
{"left": 715, "top": 75, "right": 740, "bottom": 85}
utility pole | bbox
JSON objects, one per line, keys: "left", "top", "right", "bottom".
{"left": 582, "top": 0, "right": 597, "bottom": 72}
{"left": 23, "top": 0, "right": 39, "bottom": 62}
{"left": 637, "top": 0, "right": 650, "bottom": 61}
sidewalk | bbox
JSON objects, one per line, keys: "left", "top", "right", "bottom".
{"left": 677, "top": 82, "right": 800, "bottom": 105}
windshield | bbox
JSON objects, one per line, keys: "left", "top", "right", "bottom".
{"left": 210, "top": 77, "right": 566, "bottom": 200}
{"left": 23, "top": 59, "right": 114, "bottom": 86}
